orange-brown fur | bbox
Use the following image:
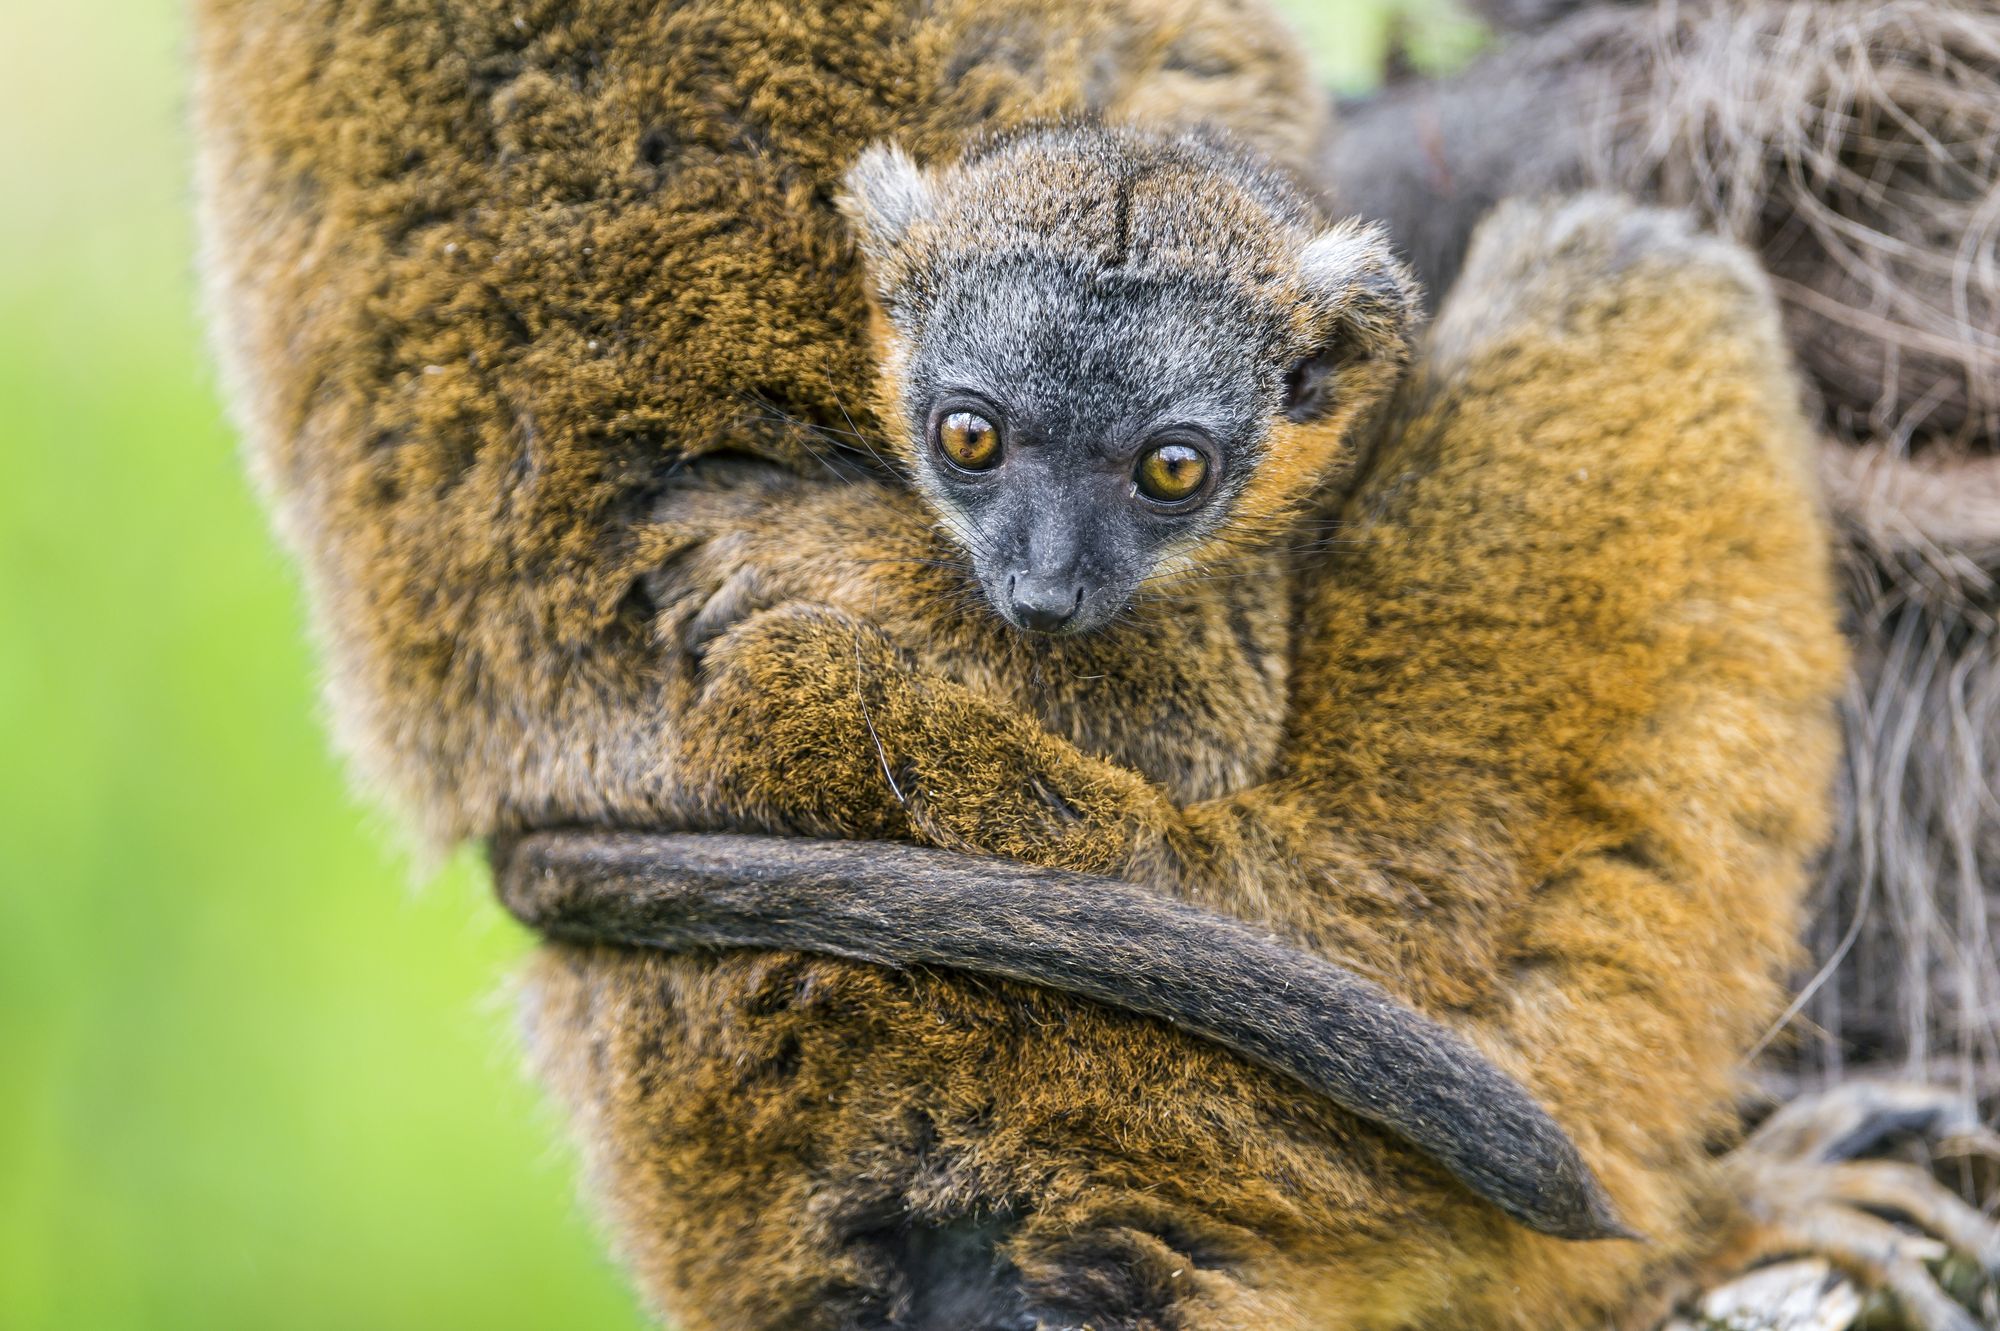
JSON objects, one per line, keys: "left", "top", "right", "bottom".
{"left": 194, "top": 2, "right": 1846, "bottom": 1327}
{"left": 537, "top": 197, "right": 1841, "bottom": 1328}
{"left": 193, "top": 0, "right": 1322, "bottom": 848}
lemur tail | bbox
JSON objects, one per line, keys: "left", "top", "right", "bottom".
{"left": 494, "top": 829, "right": 1635, "bottom": 1243}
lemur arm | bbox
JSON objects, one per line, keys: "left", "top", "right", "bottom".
{"left": 659, "top": 204, "right": 1836, "bottom": 972}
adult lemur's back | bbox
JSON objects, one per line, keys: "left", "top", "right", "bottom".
{"left": 193, "top": 0, "right": 1322, "bottom": 850}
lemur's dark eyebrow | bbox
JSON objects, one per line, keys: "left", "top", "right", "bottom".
{"left": 1104, "top": 167, "right": 1136, "bottom": 269}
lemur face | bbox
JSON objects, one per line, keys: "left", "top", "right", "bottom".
{"left": 840, "top": 129, "right": 1415, "bottom": 636}
{"left": 897, "top": 262, "right": 1285, "bottom": 635}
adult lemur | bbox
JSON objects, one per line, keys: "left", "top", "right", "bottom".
{"left": 193, "top": 1, "right": 1995, "bottom": 1328}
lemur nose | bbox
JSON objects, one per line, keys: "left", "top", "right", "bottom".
{"left": 1006, "top": 573, "right": 1084, "bottom": 633}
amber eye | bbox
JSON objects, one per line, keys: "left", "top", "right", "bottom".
{"left": 936, "top": 410, "right": 1001, "bottom": 471}
{"left": 1134, "top": 441, "right": 1210, "bottom": 504}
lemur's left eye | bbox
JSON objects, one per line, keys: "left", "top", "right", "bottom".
{"left": 1134, "top": 441, "right": 1210, "bottom": 505}
{"left": 936, "top": 410, "right": 1001, "bottom": 471}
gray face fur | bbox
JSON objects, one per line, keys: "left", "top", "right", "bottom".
{"left": 844, "top": 128, "right": 1407, "bottom": 636}
{"left": 904, "top": 255, "right": 1288, "bottom": 633}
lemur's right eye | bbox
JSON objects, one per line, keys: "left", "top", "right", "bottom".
{"left": 1134, "top": 441, "right": 1210, "bottom": 505}
{"left": 937, "top": 410, "right": 1001, "bottom": 471}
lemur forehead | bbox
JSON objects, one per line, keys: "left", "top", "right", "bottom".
{"left": 936, "top": 131, "right": 1311, "bottom": 279}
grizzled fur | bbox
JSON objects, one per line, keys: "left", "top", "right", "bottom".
{"left": 557, "top": 129, "right": 1635, "bottom": 1242}
{"left": 193, "top": 0, "right": 1326, "bottom": 850}
{"left": 197, "top": 3, "right": 1850, "bottom": 1328}
{"left": 522, "top": 195, "right": 1843, "bottom": 1330}
{"left": 548, "top": 188, "right": 1840, "bottom": 1327}
{"left": 842, "top": 128, "right": 1415, "bottom": 633}
{"left": 1322, "top": 0, "right": 2000, "bottom": 1094}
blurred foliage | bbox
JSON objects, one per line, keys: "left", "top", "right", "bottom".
{"left": 0, "top": 1, "right": 1474, "bottom": 1326}
{"left": 1294, "top": 0, "right": 1490, "bottom": 86}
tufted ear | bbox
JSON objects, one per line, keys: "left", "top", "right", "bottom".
{"left": 1284, "top": 219, "right": 1420, "bottom": 422}
{"left": 838, "top": 142, "right": 938, "bottom": 261}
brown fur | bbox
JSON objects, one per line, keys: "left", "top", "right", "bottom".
{"left": 193, "top": 0, "right": 1324, "bottom": 849}
{"left": 195, "top": 2, "right": 1848, "bottom": 1327}
{"left": 533, "top": 195, "right": 1839, "bottom": 1329}
{"left": 488, "top": 136, "right": 1627, "bottom": 1240}
{"left": 1323, "top": 0, "right": 2000, "bottom": 1096}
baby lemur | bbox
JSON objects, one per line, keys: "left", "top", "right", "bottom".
{"left": 516, "top": 131, "right": 1851, "bottom": 1330}
{"left": 511, "top": 127, "right": 1627, "bottom": 1244}
{"left": 835, "top": 130, "right": 1410, "bottom": 638}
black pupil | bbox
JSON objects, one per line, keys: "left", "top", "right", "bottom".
{"left": 946, "top": 413, "right": 993, "bottom": 462}
{"left": 1147, "top": 445, "right": 1202, "bottom": 494}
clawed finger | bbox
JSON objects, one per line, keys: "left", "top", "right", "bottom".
{"left": 683, "top": 567, "right": 774, "bottom": 660}
{"left": 1936, "top": 1127, "right": 2000, "bottom": 1165}
{"left": 1748, "top": 1082, "right": 1983, "bottom": 1166}
{"left": 1717, "top": 1080, "right": 1998, "bottom": 1330}
{"left": 1823, "top": 1160, "right": 2000, "bottom": 1279}
{"left": 1775, "top": 1203, "right": 1978, "bottom": 1331}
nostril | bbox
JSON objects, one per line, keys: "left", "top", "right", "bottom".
{"left": 1004, "top": 571, "right": 1091, "bottom": 633}
{"left": 1007, "top": 582, "right": 1080, "bottom": 632}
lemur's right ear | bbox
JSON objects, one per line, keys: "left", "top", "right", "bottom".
{"left": 1285, "top": 220, "right": 1420, "bottom": 422}
{"left": 839, "top": 143, "right": 937, "bottom": 261}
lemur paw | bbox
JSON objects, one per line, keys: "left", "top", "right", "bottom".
{"left": 1700, "top": 1082, "right": 1999, "bottom": 1331}
{"left": 641, "top": 462, "right": 890, "bottom": 668}
{"left": 678, "top": 601, "right": 919, "bottom": 839}
{"left": 647, "top": 526, "right": 821, "bottom": 667}
{"left": 685, "top": 601, "right": 1154, "bottom": 872}
{"left": 681, "top": 565, "right": 780, "bottom": 662}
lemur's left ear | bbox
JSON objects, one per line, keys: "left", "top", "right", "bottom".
{"left": 1284, "top": 220, "right": 1420, "bottom": 422}
{"left": 838, "top": 143, "right": 937, "bottom": 261}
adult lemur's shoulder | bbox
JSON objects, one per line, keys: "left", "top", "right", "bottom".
{"left": 194, "top": 0, "right": 1324, "bottom": 846}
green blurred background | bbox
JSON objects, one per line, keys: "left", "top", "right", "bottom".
{"left": 0, "top": 2, "right": 1473, "bottom": 1326}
